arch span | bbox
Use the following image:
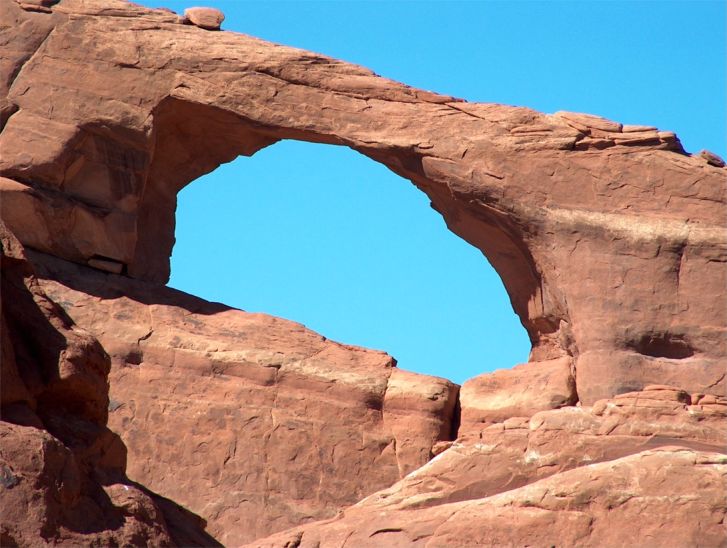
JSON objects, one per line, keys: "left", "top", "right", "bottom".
{"left": 168, "top": 139, "right": 532, "bottom": 383}
{"left": 137, "top": 95, "right": 548, "bottom": 362}
{"left": 1, "top": 3, "right": 724, "bottom": 402}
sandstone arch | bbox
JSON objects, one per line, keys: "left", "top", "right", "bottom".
{"left": 135, "top": 92, "right": 550, "bottom": 369}
{"left": 1, "top": 0, "right": 725, "bottom": 405}
{"left": 2, "top": 2, "right": 727, "bottom": 546}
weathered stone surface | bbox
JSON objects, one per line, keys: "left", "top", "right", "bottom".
{"left": 251, "top": 447, "right": 727, "bottom": 548}
{"left": 183, "top": 6, "right": 224, "bottom": 30}
{"left": 460, "top": 357, "right": 576, "bottom": 430}
{"left": 554, "top": 110, "right": 624, "bottom": 133}
{"left": 328, "top": 384, "right": 727, "bottom": 521}
{"left": 1, "top": 0, "right": 725, "bottom": 545}
{"left": 250, "top": 385, "right": 727, "bottom": 547}
{"left": 622, "top": 123, "right": 658, "bottom": 132}
{"left": 0, "top": 221, "right": 219, "bottom": 546}
{"left": 0, "top": 421, "right": 179, "bottom": 547}
{"left": 1, "top": 0, "right": 724, "bottom": 406}
{"left": 31, "top": 250, "right": 459, "bottom": 546}
{"left": 699, "top": 149, "right": 726, "bottom": 167}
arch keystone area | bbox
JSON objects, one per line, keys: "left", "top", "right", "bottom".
{"left": 0, "top": 1, "right": 725, "bottom": 545}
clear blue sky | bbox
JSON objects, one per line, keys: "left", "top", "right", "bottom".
{"left": 140, "top": 1, "right": 725, "bottom": 385}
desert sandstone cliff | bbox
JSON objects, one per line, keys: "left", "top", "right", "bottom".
{"left": 1, "top": 0, "right": 725, "bottom": 546}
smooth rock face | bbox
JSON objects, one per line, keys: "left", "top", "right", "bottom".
{"left": 1, "top": 0, "right": 725, "bottom": 546}
{"left": 460, "top": 357, "right": 576, "bottom": 431}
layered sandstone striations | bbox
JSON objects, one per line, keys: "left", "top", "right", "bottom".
{"left": 1, "top": 0, "right": 726, "bottom": 546}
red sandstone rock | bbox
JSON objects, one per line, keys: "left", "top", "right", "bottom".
{"left": 251, "top": 385, "right": 727, "bottom": 545}
{"left": 554, "top": 110, "right": 624, "bottom": 133}
{"left": 31, "top": 251, "right": 459, "bottom": 545}
{"left": 622, "top": 123, "right": 658, "bottom": 132}
{"left": 184, "top": 6, "right": 224, "bottom": 30}
{"left": 699, "top": 149, "right": 726, "bottom": 167}
{"left": 0, "top": 222, "right": 216, "bottom": 546}
{"left": 1, "top": 0, "right": 724, "bottom": 405}
{"left": 250, "top": 447, "right": 727, "bottom": 547}
{"left": 1, "top": 0, "right": 725, "bottom": 545}
{"left": 459, "top": 357, "right": 576, "bottom": 430}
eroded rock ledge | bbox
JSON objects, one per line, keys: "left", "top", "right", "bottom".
{"left": 1, "top": 0, "right": 725, "bottom": 546}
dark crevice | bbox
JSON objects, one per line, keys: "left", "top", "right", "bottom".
{"left": 449, "top": 388, "right": 461, "bottom": 441}
{"left": 0, "top": 103, "right": 19, "bottom": 134}
{"left": 627, "top": 332, "right": 695, "bottom": 360}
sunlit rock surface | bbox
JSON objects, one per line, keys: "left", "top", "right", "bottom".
{"left": 31, "top": 251, "right": 458, "bottom": 545}
{"left": 1, "top": 0, "right": 725, "bottom": 545}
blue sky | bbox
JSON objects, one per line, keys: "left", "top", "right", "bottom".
{"left": 141, "top": 1, "right": 725, "bottom": 384}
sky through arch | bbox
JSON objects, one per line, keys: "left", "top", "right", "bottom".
{"left": 170, "top": 142, "right": 530, "bottom": 384}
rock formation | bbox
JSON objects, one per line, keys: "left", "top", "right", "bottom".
{"left": 1, "top": 0, "right": 725, "bottom": 546}
{"left": 30, "top": 251, "right": 458, "bottom": 545}
{"left": 0, "top": 219, "right": 223, "bottom": 546}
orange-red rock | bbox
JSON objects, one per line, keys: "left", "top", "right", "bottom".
{"left": 0, "top": 221, "right": 217, "bottom": 546}
{"left": 460, "top": 357, "right": 576, "bottom": 431}
{"left": 184, "top": 6, "right": 224, "bottom": 30}
{"left": 1, "top": 0, "right": 725, "bottom": 545}
{"left": 251, "top": 447, "right": 727, "bottom": 548}
{"left": 251, "top": 386, "right": 727, "bottom": 546}
{"left": 1, "top": 0, "right": 724, "bottom": 405}
{"left": 31, "top": 251, "right": 458, "bottom": 545}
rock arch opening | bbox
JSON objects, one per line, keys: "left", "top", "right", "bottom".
{"left": 169, "top": 140, "right": 531, "bottom": 383}
{"left": 130, "top": 96, "right": 569, "bottom": 378}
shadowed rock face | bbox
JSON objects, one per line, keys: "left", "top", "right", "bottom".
{"left": 30, "top": 250, "right": 459, "bottom": 546}
{"left": 1, "top": 0, "right": 726, "bottom": 546}
{"left": 0, "top": 220, "right": 221, "bottom": 547}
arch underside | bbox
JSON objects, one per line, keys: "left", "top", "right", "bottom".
{"left": 138, "top": 97, "right": 547, "bottom": 353}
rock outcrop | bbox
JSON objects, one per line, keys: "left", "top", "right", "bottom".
{"left": 253, "top": 446, "right": 727, "bottom": 547}
{"left": 0, "top": 220, "right": 219, "bottom": 547}
{"left": 252, "top": 385, "right": 727, "bottom": 546}
{"left": 30, "top": 250, "right": 458, "bottom": 545}
{"left": 1, "top": 0, "right": 725, "bottom": 406}
{"left": 1, "top": 0, "right": 725, "bottom": 546}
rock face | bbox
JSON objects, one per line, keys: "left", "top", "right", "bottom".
{"left": 30, "top": 250, "right": 458, "bottom": 545}
{"left": 0, "top": 0, "right": 725, "bottom": 546}
{"left": 1, "top": 0, "right": 725, "bottom": 406}
{"left": 252, "top": 384, "right": 727, "bottom": 547}
{"left": 253, "top": 447, "right": 727, "bottom": 548}
{"left": 0, "top": 221, "right": 218, "bottom": 547}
